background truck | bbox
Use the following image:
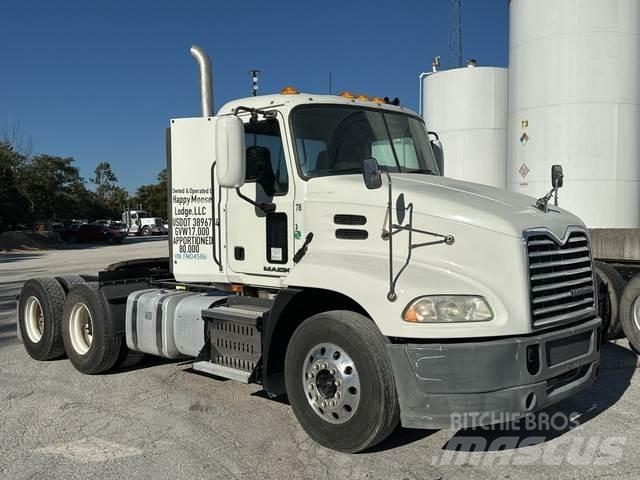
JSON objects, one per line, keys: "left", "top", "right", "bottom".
{"left": 16, "top": 46, "right": 601, "bottom": 453}
{"left": 122, "top": 209, "right": 167, "bottom": 236}
{"left": 589, "top": 232, "right": 640, "bottom": 354}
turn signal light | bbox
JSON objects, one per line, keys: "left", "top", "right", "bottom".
{"left": 280, "top": 86, "right": 300, "bottom": 95}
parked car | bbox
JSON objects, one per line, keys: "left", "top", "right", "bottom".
{"left": 61, "top": 223, "right": 126, "bottom": 244}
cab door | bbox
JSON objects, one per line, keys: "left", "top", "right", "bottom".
{"left": 225, "top": 115, "right": 295, "bottom": 279}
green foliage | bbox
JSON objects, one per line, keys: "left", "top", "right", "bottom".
{"left": 0, "top": 141, "right": 29, "bottom": 230}
{"left": 91, "top": 162, "right": 128, "bottom": 218}
{"left": 131, "top": 168, "right": 168, "bottom": 219}
{"left": 17, "top": 154, "right": 88, "bottom": 220}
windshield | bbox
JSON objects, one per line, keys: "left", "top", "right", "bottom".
{"left": 292, "top": 105, "right": 439, "bottom": 178}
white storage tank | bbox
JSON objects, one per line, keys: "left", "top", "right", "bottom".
{"left": 421, "top": 64, "right": 508, "bottom": 188}
{"left": 507, "top": 0, "right": 640, "bottom": 228}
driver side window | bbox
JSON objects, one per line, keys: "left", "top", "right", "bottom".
{"left": 244, "top": 120, "right": 288, "bottom": 196}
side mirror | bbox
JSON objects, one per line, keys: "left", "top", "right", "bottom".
{"left": 551, "top": 164, "right": 564, "bottom": 189}
{"left": 431, "top": 139, "right": 444, "bottom": 175}
{"left": 362, "top": 158, "right": 382, "bottom": 190}
{"left": 216, "top": 116, "right": 246, "bottom": 188}
{"left": 395, "top": 193, "right": 406, "bottom": 225}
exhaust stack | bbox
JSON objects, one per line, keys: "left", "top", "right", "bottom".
{"left": 190, "top": 45, "right": 214, "bottom": 117}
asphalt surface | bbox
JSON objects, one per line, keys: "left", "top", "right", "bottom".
{"left": 1, "top": 237, "right": 640, "bottom": 479}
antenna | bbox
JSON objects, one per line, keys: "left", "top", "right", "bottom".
{"left": 447, "top": 0, "right": 463, "bottom": 69}
{"left": 249, "top": 69, "right": 261, "bottom": 96}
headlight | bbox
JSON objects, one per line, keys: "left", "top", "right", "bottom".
{"left": 403, "top": 295, "right": 493, "bottom": 323}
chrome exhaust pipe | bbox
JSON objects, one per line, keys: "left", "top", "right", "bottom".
{"left": 190, "top": 45, "right": 213, "bottom": 117}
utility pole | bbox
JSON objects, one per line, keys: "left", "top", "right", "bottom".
{"left": 447, "top": 0, "right": 463, "bottom": 69}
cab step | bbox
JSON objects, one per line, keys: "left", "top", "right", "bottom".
{"left": 192, "top": 361, "right": 252, "bottom": 383}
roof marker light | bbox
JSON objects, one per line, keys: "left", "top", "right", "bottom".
{"left": 280, "top": 86, "right": 300, "bottom": 95}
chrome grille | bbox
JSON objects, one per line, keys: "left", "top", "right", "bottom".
{"left": 526, "top": 229, "right": 596, "bottom": 329}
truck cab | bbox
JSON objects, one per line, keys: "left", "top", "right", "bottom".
{"left": 168, "top": 74, "right": 600, "bottom": 437}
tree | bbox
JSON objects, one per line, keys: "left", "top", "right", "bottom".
{"left": 17, "top": 154, "right": 88, "bottom": 221}
{"left": 0, "top": 141, "right": 29, "bottom": 230}
{"left": 132, "top": 169, "right": 167, "bottom": 218}
{"left": 91, "top": 162, "right": 128, "bottom": 218}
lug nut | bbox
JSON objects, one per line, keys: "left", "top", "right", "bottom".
{"left": 312, "top": 394, "right": 318, "bottom": 401}
{"left": 308, "top": 384, "right": 314, "bottom": 390}
{"left": 335, "top": 380, "right": 341, "bottom": 386}
{"left": 313, "top": 364, "right": 320, "bottom": 371}
{"left": 322, "top": 362, "right": 328, "bottom": 369}
{"left": 321, "top": 401, "right": 327, "bottom": 408}
{"left": 330, "top": 400, "right": 336, "bottom": 407}
{"left": 329, "top": 368, "right": 335, "bottom": 375}
{"left": 335, "top": 392, "right": 341, "bottom": 399}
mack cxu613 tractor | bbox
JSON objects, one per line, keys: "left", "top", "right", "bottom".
{"left": 17, "top": 46, "right": 601, "bottom": 452}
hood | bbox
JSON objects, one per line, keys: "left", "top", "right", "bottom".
{"left": 304, "top": 173, "right": 585, "bottom": 239}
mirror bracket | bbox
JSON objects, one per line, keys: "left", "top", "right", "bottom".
{"left": 233, "top": 105, "right": 277, "bottom": 123}
{"left": 235, "top": 187, "right": 276, "bottom": 214}
{"left": 535, "top": 165, "right": 564, "bottom": 212}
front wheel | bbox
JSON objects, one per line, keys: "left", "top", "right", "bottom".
{"left": 285, "top": 311, "right": 399, "bottom": 453}
{"left": 141, "top": 226, "right": 152, "bottom": 237}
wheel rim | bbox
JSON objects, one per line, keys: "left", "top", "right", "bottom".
{"left": 24, "top": 296, "right": 44, "bottom": 343}
{"left": 302, "top": 342, "right": 361, "bottom": 425}
{"left": 69, "top": 302, "right": 93, "bottom": 355}
{"left": 633, "top": 295, "right": 640, "bottom": 332}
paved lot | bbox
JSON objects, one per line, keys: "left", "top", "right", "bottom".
{"left": 1, "top": 238, "right": 640, "bottom": 479}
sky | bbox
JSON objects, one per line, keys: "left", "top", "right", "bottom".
{"left": 0, "top": 0, "right": 509, "bottom": 193}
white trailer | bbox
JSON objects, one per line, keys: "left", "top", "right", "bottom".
{"left": 16, "top": 46, "right": 601, "bottom": 453}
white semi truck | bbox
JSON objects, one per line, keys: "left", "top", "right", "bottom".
{"left": 16, "top": 46, "right": 601, "bottom": 452}
{"left": 122, "top": 209, "right": 167, "bottom": 236}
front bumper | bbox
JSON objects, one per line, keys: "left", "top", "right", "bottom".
{"left": 386, "top": 317, "right": 601, "bottom": 429}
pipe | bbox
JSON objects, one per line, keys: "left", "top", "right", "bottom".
{"left": 190, "top": 45, "right": 214, "bottom": 117}
{"left": 418, "top": 71, "right": 431, "bottom": 117}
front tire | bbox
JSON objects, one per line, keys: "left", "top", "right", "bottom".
{"left": 141, "top": 226, "right": 152, "bottom": 237}
{"left": 285, "top": 311, "right": 399, "bottom": 453}
{"left": 62, "top": 283, "right": 121, "bottom": 374}
{"left": 18, "top": 278, "right": 66, "bottom": 360}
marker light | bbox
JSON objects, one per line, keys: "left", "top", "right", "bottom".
{"left": 280, "top": 86, "right": 300, "bottom": 95}
{"left": 403, "top": 296, "right": 493, "bottom": 323}
{"left": 356, "top": 94, "right": 370, "bottom": 101}
{"left": 371, "top": 97, "right": 385, "bottom": 103}
{"left": 339, "top": 91, "right": 355, "bottom": 99}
